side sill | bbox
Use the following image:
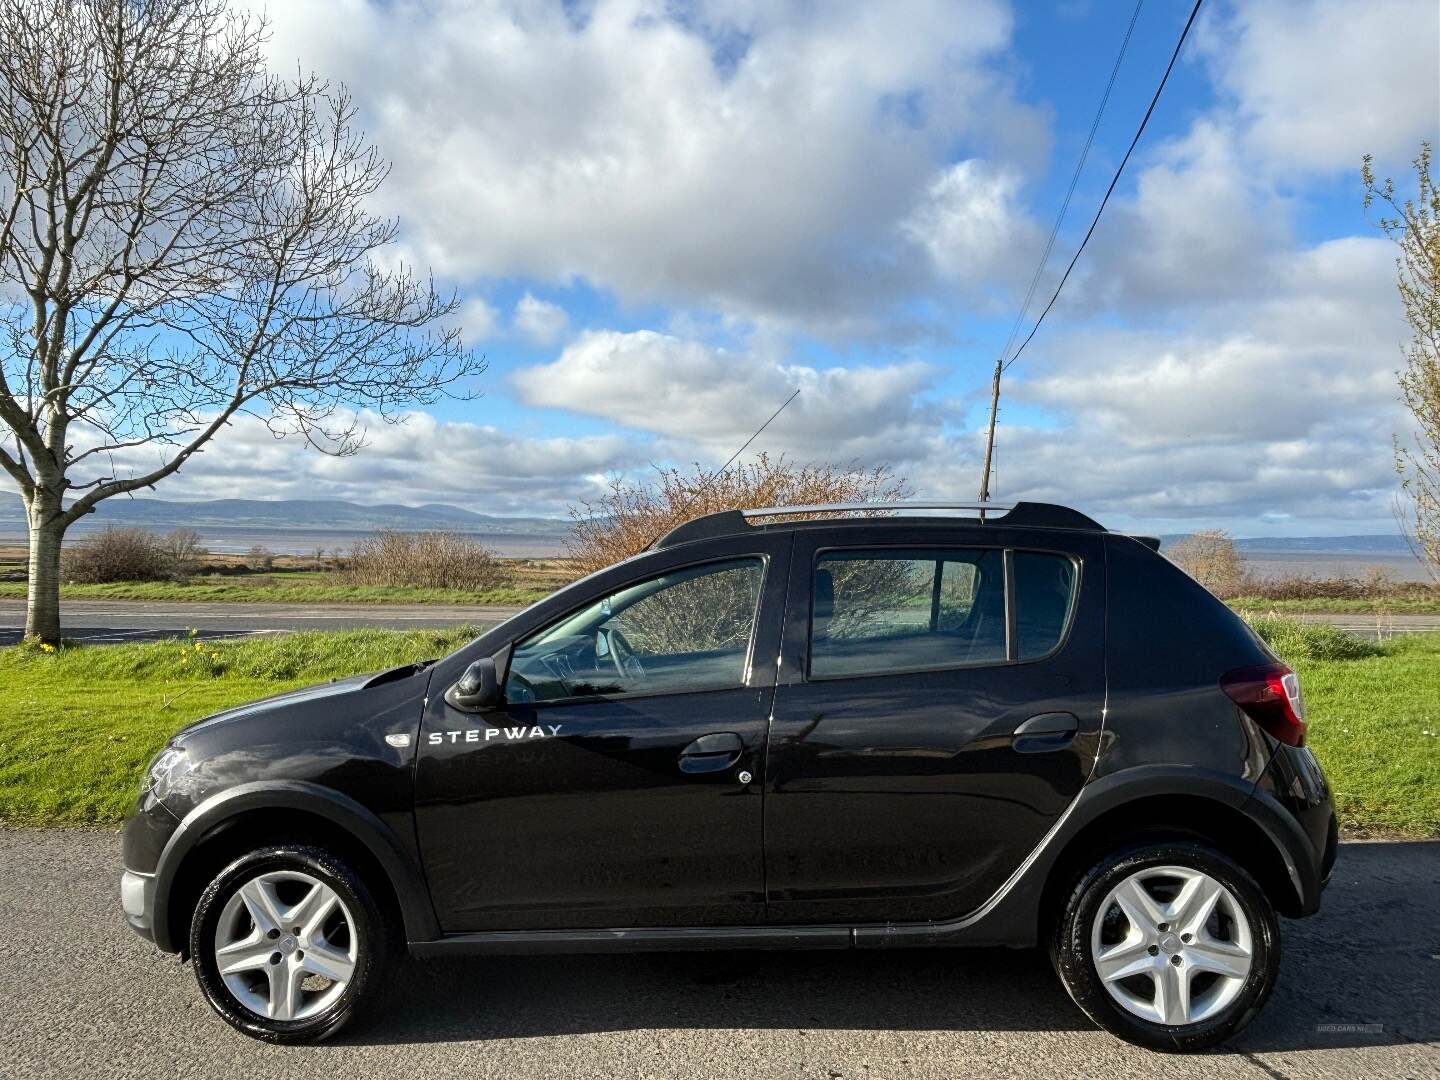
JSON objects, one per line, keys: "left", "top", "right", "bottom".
{"left": 409, "top": 925, "right": 853, "bottom": 956}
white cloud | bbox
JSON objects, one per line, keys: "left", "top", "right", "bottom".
{"left": 1079, "top": 120, "right": 1290, "bottom": 310}
{"left": 512, "top": 328, "right": 955, "bottom": 464}
{"left": 455, "top": 297, "right": 500, "bottom": 344}
{"left": 1198, "top": 0, "right": 1440, "bottom": 173}
{"left": 903, "top": 159, "right": 1039, "bottom": 290}
{"left": 254, "top": 0, "right": 1040, "bottom": 329}
{"left": 59, "top": 409, "right": 646, "bottom": 516}
{"left": 512, "top": 293, "right": 570, "bottom": 345}
{"left": 991, "top": 235, "right": 1411, "bottom": 531}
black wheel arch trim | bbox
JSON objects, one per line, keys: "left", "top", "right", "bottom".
{"left": 150, "top": 780, "right": 439, "bottom": 953}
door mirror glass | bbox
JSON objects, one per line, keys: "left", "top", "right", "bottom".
{"left": 445, "top": 657, "right": 500, "bottom": 711}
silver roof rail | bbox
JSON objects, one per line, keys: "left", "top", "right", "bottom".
{"left": 653, "top": 499, "right": 1107, "bottom": 549}
{"left": 740, "top": 501, "right": 1016, "bottom": 518}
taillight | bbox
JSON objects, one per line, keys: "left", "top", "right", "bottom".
{"left": 1221, "top": 663, "right": 1307, "bottom": 747}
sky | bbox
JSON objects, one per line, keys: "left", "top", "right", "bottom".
{"left": 46, "top": 0, "right": 1440, "bottom": 534}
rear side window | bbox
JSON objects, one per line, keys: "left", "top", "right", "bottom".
{"left": 1013, "top": 551, "right": 1076, "bottom": 658}
{"left": 810, "top": 549, "right": 1007, "bottom": 678}
{"left": 808, "top": 547, "right": 1077, "bottom": 678}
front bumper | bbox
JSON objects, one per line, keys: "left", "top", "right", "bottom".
{"left": 120, "top": 869, "right": 157, "bottom": 942}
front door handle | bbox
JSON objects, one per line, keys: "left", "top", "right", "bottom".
{"left": 1013, "top": 712, "right": 1078, "bottom": 753}
{"left": 679, "top": 731, "right": 744, "bottom": 774}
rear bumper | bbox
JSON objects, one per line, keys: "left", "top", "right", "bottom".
{"left": 1253, "top": 742, "right": 1337, "bottom": 916}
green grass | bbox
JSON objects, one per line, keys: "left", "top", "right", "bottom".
{"left": 0, "top": 571, "right": 548, "bottom": 606}
{"left": 0, "top": 621, "right": 1435, "bottom": 836}
{"left": 0, "top": 628, "right": 476, "bottom": 825}
{"left": 1242, "top": 617, "right": 1439, "bottom": 836}
{"left": 1229, "top": 595, "right": 1440, "bottom": 614}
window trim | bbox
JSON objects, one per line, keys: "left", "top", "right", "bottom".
{"left": 803, "top": 543, "right": 1082, "bottom": 682}
{"left": 501, "top": 553, "right": 770, "bottom": 708}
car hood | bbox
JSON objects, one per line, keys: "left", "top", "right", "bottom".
{"left": 175, "top": 663, "right": 427, "bottom": 739}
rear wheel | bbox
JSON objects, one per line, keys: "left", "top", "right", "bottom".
{"left": 189, "top": 845, "right": 390, "bottom": 1043}
{"left": 1051, "top": 842, "right": 1280, "bottom": 1052}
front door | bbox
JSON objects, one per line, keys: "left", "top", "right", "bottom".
{"left": 415, "top": 537, "right": 789, "bottom": 931}
{"left": 764, "top": 525, "right": 1105, "bottom": 924}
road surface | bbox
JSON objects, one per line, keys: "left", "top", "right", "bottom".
{"left": 2, "top": 598, "right": 1437, "bottom": 645}
{"left": 0, "top": 598, "right": 523, "bottom": 644}
{"left": 0, "top": 829, "right": 1434, "bottom": 1079}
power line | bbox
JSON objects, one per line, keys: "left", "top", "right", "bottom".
{"left": 978, "top": 0, "right": 1205, "bottom": 499}
{"left": 995, "top": 0, "right": 1145, "bottom": 375}
{"left": 1003, "top": 0, "right": 1205, "bottom": 373}
{"left": 643, "top": 388, "right": 801, "bottom": 547}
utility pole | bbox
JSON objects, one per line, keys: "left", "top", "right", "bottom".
{"left": 977, "top": 358, "right": 1002, "bottom": 502}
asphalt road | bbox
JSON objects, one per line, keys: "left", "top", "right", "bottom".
{"left": 0, "top": 597, "right": 521, "bottom": 645}
{"left": 0, "top": 830, "right": 1435, "bottom": 1079}
{"left": 2, "top": 597, "right": 1438, "bottom": 646}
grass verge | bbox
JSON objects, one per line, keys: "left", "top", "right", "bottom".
{"left": 0, "top": 573, "right": 549, "bottom": 606}
{"left": 0, "top": 628, "right": 476, "bottom": 825}
{"left": 0, "top": 621, "right": 1435, "bottom": 836}
{"left": 1228, "top": 595, "right": 1440, "bottom": 614}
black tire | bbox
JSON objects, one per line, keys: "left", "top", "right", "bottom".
{"left": 1050, "top": 842, "right": 1280, "bottom": 1052}
{"left": 189, "top": 844, "right": 391, "bottom": 1044}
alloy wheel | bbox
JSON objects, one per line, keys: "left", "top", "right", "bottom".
{"left": 1089, "top": 864, "right": 1254, "bottom": 1026}
{"left": 212, "top": 869, "right": 359, "bottom": 1022}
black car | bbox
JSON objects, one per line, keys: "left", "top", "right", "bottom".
{"left": 120, "top": 501, "right": 1336, "bottom": 1051}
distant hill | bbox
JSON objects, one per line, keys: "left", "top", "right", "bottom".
{"left": 0, "top": 493, "right": 569, "bottom": 536}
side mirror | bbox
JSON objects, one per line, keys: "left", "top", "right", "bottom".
{"left": 444, "top": 657, "right": 500, "bottom": 712}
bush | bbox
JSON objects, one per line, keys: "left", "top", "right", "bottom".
{"left": 1233, "top": 570, "right": 1437, "bottom": 603}
{"left": 1241, "top": 613, "right": 1382, "bottom": 661}
{"left": 345, "top": 530, "right": 511, "bottom": 591}
{"left": 566, "top": 454, "right": 910, "bottom": 575}
{"left": 159, "top": 527, "right": 207, "bottom": 576}
{"left": 244, "top": 544, "right": 275, "bottom": 571}
{"left": 1165, "top": 530, "right": 1248, "bottom": 596}
{"left": 62, "top": 527, "right": 176, "bottom": 583}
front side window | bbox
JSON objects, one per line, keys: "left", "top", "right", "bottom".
{"left": 506, "top": 558, "right": 764, "bottom": 703}
{"left": 810, "top": 549, "right": 1007, "bottom": 678}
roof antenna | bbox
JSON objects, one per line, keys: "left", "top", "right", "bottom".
{"left": 645, "top": 388, "right": 801, "bottom": 547}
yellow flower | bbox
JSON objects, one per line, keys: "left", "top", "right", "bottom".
{"left": 39, "top": 643, "right": 55, "bottom": 653}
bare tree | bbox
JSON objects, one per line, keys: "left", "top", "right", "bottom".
{"left": 0, "top": 0, "right": 483, "bottom": 641}
{"left": 1165, "top": 529, "right": 1249, "bottom": 596}
{"left": 1365, "top": 143, "right": 1440, "bottom": 582}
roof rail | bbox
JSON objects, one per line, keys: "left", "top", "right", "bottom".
{"left": 653, "top": 500, "right": 1106, "bottom": 549}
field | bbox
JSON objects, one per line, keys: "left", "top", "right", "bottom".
{"left": 0, "top": 620, "right": 1434, "bottom": 837}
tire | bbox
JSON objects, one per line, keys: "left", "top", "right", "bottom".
{"left": 189, "top": 844, "right": 391, "bottom": 1044}
{"left": 1050, "top": 841, "right": 1280, "bottom": 1052}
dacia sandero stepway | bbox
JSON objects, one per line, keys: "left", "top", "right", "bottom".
{"left": 121, "top": 501, "right": 1336, "bottom": 1051}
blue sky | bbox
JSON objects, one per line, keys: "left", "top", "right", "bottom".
{"left": 84, "top": 0, "right": 1440, "bottom": 534}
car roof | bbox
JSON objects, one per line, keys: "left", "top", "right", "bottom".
{"left": 653, "top": 501, "right": 1117, "bottom": 550}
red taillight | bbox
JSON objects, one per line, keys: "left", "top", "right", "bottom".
{"left": 1221, "top": 663, "right": 1307, "bottom": 747}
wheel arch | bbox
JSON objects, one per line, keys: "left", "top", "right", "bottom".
{"left": 153, "top": 781, "right": 439, "bottom": 955}
{"left": 1038, "top": 789, "right": 1307, "bottom": 935}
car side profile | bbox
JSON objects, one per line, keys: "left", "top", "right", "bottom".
{"left": 120, "top": 501, "right": 1336, "bottom": 1051}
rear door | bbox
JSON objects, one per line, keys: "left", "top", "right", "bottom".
{"left": 764, "top": 524, "right": 1105, "bottom": 924}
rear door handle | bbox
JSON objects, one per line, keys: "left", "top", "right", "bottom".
{"left": 1013, "top": 712, "right": 1078, "bottom": 753}
{"left": 679, "top": 731, "right": 744, "bottom": 774}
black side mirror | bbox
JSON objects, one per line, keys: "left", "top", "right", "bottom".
{"left": 445, "top": 657, "right": 500, "bottom": 711}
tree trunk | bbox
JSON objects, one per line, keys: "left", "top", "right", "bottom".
{"left": 24, "top": 496, "right": 65, "bottom": 644}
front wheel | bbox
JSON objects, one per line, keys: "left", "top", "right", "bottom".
{"left": 1051, "top": 842, "right": 1280, "bottom": 1052}
{"left": 189, "top": 845, "right": 390, "bottom": 1043}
